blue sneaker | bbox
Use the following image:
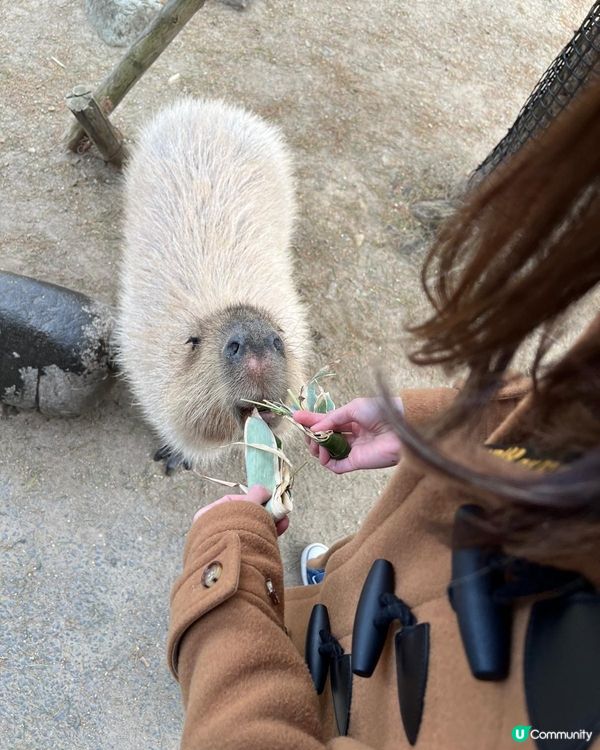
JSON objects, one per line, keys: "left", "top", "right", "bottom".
{"left": 301, "top": 543, "right": 329, "bottom": 585}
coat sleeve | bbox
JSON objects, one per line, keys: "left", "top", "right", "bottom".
{"left": 168, "top": 501, "right": 372, "bottom": 750}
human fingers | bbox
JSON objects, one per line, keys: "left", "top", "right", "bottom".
{"left": 193, "top": 494, "right": 244, "bottom": 523}
{"left": 302, "top": 399, "right": 374, "bottom": 433}
{"left": 317, "top": 397, "right": 405, "bottom": 437}
{"left": 246, "top": 486, "right": 289, "bottom": 534}
{"left": 245, "top": 484, "right": 273, "bottom": 503}
{"left": 193, "top": 485, "right": 271, "bottom": 523}
{"left": 295, "top": 413, "right": 354, "bottom": 438}
{"left": 293, "top": 410, "right": 324, "bottom": 428}
{"left": 295, "top": 412, "right": 327, "bottom": 455}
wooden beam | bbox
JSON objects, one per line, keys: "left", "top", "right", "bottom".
{"left": 66, "top": 0, "right": 207, "bottom": 152}
{"left": 66, "top": 85, "right": 128, "bottom": 165}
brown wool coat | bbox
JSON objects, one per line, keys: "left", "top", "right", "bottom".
{"left": 168, "top": 378, "right": 599, "bottom": 750}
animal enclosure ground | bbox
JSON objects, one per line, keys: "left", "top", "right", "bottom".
{"left": 0, "top": 1, "right": 596, "bottom": 748}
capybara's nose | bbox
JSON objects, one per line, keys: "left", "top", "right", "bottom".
{"left": 223, "top": 325, "right": 285, "bottom": 363}
{"left": 224, "top": 332, "right": 246, "bottom": 361}
{"left": 270, "top": 334, "right": 284, "bottom": 355}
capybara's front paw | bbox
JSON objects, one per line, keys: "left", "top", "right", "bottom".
{"left": 153, "top": 445, "right": 192, "bottom": 476}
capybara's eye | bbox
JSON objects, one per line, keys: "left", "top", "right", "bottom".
{"left": 185, "top": 337, "right": 200, "bottom": 351}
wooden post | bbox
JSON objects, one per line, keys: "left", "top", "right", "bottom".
{"left": 65, "top": 0, "right": 207, "bottom": 153}
{"left": 66, "top": 86, "right": 129, "bottom": 165}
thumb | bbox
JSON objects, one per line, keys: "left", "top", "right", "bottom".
{"left": 246, "top": 484, "right": 273, "bottom": 503}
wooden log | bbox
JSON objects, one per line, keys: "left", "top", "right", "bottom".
{"left": 66, "top": 85, "right": 129, "bottom": 165}
{"left": 66, "top": 0, "right": 207, "bottom": 152}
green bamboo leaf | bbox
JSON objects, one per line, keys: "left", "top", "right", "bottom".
{"left": 306, "top": 380, "right": 318, "bottom": 411}
{"left": 314, "top": 389, "right": 336, "bottom": 413}
{"left": 287, "top": 389, "right": 302, "bottom": 411}
{"left": 244, "top": 413, "right": 279, "bottom": 495}
{"left": 241, "top": 398, "right": 292, "bottom": 417}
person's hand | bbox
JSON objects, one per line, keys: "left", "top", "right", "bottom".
{"left": 293, "top": 397, "right": 403, "bottom": 474}
{"left": 193, "top": 484, "right": 289, "bottom": 536}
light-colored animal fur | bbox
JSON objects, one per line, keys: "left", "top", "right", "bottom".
{"left": 117, "top": 98, "right": 309, "bottom": 466}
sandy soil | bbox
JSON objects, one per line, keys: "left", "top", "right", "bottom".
{"left": 0, "top": 1, "right": 595, "bottom": 747}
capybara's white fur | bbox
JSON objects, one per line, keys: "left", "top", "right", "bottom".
{"left": 117, "top": 99, "right": 310, "bottom": 467}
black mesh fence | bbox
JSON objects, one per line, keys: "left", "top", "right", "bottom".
{"left": 473, "top": 1, "right": 600, "bottom": 180}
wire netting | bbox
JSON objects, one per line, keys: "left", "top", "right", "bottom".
{"left": 474, "top": 1, "right": 600, "bottom": 180}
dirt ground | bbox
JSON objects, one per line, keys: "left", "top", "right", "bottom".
{"left": 0, "top": 1, "right": 595, "bottom": 748}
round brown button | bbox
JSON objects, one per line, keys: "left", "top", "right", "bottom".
{"left": 201, "top": 562, "right": 223, "bottom": 588}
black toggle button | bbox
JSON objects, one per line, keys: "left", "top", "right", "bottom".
{"left": 448, "top": 504, "right": 512, "bottom": 681}
{"left": 395, "top": 621, "right": 430, "bottom": 746}
{"left": 351, "top": 559, "right": 395, "bottom": 677}
{"left": 305, "top": 604, "right": 332, "bottom": 694}
{"left": 351, "top": 559, "right": 429, "bottom": 746}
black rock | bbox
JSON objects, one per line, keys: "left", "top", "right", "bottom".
{"left": 0, "top": 271, "right": 116, "bottom": 416}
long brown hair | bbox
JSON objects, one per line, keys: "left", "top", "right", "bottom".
{"left": 389, "top": 80, "right": 600, "bottom": 556}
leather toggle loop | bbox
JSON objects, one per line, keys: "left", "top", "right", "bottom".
{"left": 318, "top": 629, "right": 344, "bottom": 661}
{"left": 325, "top": 633, "right": 353, "bottom": 737}
{"left": 395, "top": 622, "right": 430, "bottom": 746}
{"left": 351, "top": 559, "right": 429, "bottom": 746}
{"left": 374, "top": 590, "right": 428, "bottom": 747}
{"left": 374, "top": 592, "right": 416, "bottom": 629}
{"left": 304, "top": 606, "right": 353, "bottom": 737}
